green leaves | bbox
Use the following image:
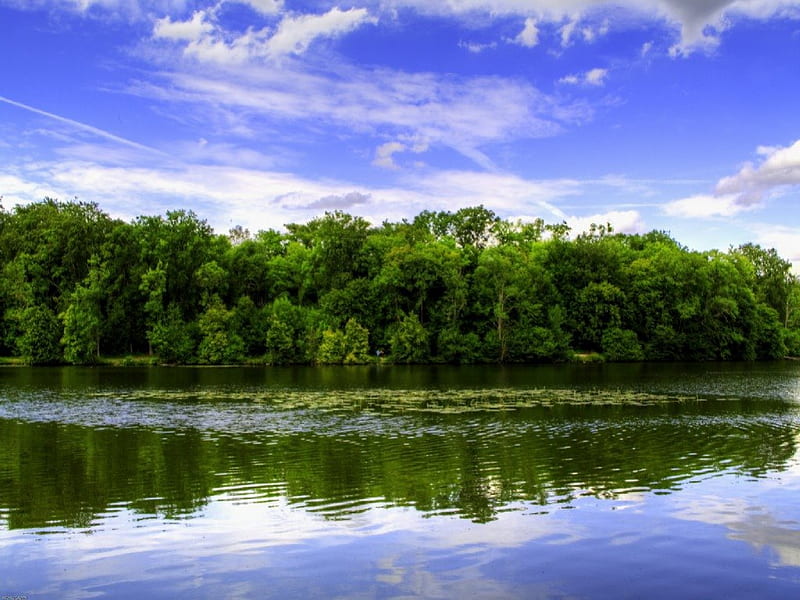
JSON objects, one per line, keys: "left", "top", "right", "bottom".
{"left": 389, "top": 313, "right": 429, "bottom": 363}
{"left": 16, "top": 304, "right": 62, "bottom": 365}
{"left": 0, "top": 199, "right": 798, "bottom": 364}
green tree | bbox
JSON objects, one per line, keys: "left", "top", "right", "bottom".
{"left": 602, "top": 328, "right": 644, "bottom": 362}
{"left": 316, "top": 329, "right": 347, "bottom": 364}
{"left": 197, "top": 297, "right": 244, "bottom": 364}
{"left": 343, "top": 318, "right": 370, "bottom": 364}
{"left": 148, "top": 304, "right": 195, "bottom": 364}
{"left": 60, "top": 260, "right": 104, "bottom": 364}
{"left": 390, "top": 313, "right": 429, "bottom": 363}
{"left": 231, "top": 296, "right": 268, "bottom": 356}
{"left": 16, "top": 304, "right": 62, "bottom": 365}
{"left": 264, "top": 297, "right": 308, "bottom": 364}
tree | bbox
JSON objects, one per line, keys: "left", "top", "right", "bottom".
{"left": 316, "top": 329, "right": 348, "bottom": 364}
{"left": 16, "top": 304, "right": 62, "bottom": 365}
{"left": 264, "top": 297, "right": 307, "bottom": 364}
{"left": 575, "top": 281, "right": 626, "bottom": 350}
{"left": 197, "top": 297, "right": 244, "bottom": 364}
{"left": 133, "top": 210, "right": 217, "bottom": 322}
{"left": 602, "top": 328, "right": 644, "bottom": 362}
{"left": 286, "top": 211, "right": 371, "bottom": 293}
{"left": 195, "top": 261, "right": 228, "bottom": 307}
{"left": 139, "top": 264, "right": 167, "bottom": 355}
{"left": 231, "top": 296, "right": 268, "bottom": 356}
{"left": 735, "top": 243, "right": 794, "bottom": 325}
{"left": 343, "top": 318, "right": 370, "bottom": 364}
{"left": 389, "top": 313, "right": 429, "bottom": 363}
{"left": 148, "top": 304, "right": 195, "bottom": 364}
{"left": 60, "top": 260, "right": 104, "bottom": 364}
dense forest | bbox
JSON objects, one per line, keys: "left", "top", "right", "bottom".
{"left": 1, "top": 198, "right": 798, "bottom": 365}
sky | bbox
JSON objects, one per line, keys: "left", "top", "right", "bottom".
{"left": 1, "top": 0, "right": 800, "bottom": 265}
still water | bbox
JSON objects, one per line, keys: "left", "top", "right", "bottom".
{"left": 1, "top": 363, "right": 800, "bottom": 599}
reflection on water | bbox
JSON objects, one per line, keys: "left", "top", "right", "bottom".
{"left": 1, "top": 363, "right": 800, "bottom": 599}
{"left": 1, "top": 402, "right": 797, "bottom": 528}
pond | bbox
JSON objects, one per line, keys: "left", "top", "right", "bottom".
{"left": 1, "top": 362, "right": 800, "bottom": 599}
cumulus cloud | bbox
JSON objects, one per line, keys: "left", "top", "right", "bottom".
{"left": 511, "top": 17, "right": 540, "bottom": 47}
{"left": 715, "top": 139, "right": 800, "bottom": 199}
{"left": 664, "top": 139, "right": 800, "bottom": 218}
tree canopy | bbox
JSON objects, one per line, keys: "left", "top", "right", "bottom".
{"left": 1, "top": 199, "right": 798, "bottom": 365}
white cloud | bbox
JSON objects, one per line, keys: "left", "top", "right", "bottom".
{"left": 152, "top": 6, "right": 376, "bottom": 64}
{"left": 0, "top": 172, "right": 56, "bottom": 206}
{"left": 265, "top": 7, "right": 376, "bottom": 57}
{"left": 130, "top": 57, "right": 586, "bottom": 168}
{"left": 237, "top": 0, "right": 282, "bottom": 16}
{"left": 5, "top": 0, "right": 799, "bottom": 53}
{"left": 559, "top": 17, "right": 579, "bottom": 46}
{"left": 664, "top": 139, "right": 800, "bottom": 218}
{"left": 4, "top": 153, "right": 652, "bottom": 237}
{"left": 458, "top": 40, "right": 498, "bottom": 53}
{"left": 512, "top": 17, "right": 540, "bottom": 47}
{"left": 716, "top": 139, "right": 800, "bottom": 198}
{"left": 373, "top": 141, "right": 406, "bottom": 169}
{"left": 581, "top": 18, "right": 610, "bottom": 42}
{"left": 558, "top": 67, "right": 608, "bottom": 86}
{"left": 662, "top": 193, "right": 754, "bottom": 218}
{"left": 154, "top": 11, "right": 213, "bottom": 42}
{"left": 585, "top": 67, "right": 608, "bottom": 85}
{"left": 567, "top": 209, "right": 645, "bottom": 235}
{"left": 376, "top": 0, "right": 800, "bottom": 52}
{"left": 373, "top": 138, "right": 429, "bottom": 169}
{"left": 753, "top": 224, "right": 800, "bottom": 269}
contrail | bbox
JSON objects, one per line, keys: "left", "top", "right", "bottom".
{"left": 0, "top": 95, "right": 162, "bottom": 155}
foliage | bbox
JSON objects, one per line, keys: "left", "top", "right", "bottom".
{"left": 390, "top": 313, "right": 430, "bottom": 363}
{"left": 16, "top": 304, "right": 62, "bottom": 365}
{"left": 197, "top": 297, "right": 245, "bottom": 364}
{"left": 1, "top": 199, "right": 799, "bottom": 365}
{"left": 602, "top": 328, "right": 645, "bottom": 362}
{"left": 148, "top": 304, "right": 195, "bottom": 364}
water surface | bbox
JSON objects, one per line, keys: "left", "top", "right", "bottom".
{"left": 1, "top": 363, "right": 799, "bottom": 598}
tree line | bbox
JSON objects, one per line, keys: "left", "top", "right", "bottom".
{"left": 1, "top": 198, "right": 798, "bottom": 365}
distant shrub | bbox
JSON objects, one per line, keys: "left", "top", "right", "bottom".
{"left": 602, "top": 328, "right": 644, "bottom": 362}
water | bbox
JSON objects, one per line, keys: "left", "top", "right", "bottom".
{"left": 1, "top": 363, "right": 799, "bottom": 599}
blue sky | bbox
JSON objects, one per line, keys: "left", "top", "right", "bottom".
{"left": 1, "top": 0, "right": 799, "bottom": 265}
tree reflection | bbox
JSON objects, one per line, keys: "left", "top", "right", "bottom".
{"left": 0, "top": 399, "right": 796, "bottom": 529}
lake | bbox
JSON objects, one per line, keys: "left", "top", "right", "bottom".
{"left": 1, "top": 362, "right": 800, "bottom": 599}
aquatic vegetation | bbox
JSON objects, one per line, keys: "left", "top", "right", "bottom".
{"left": 87, "top": 386, "right": 711, "bottom": 414}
